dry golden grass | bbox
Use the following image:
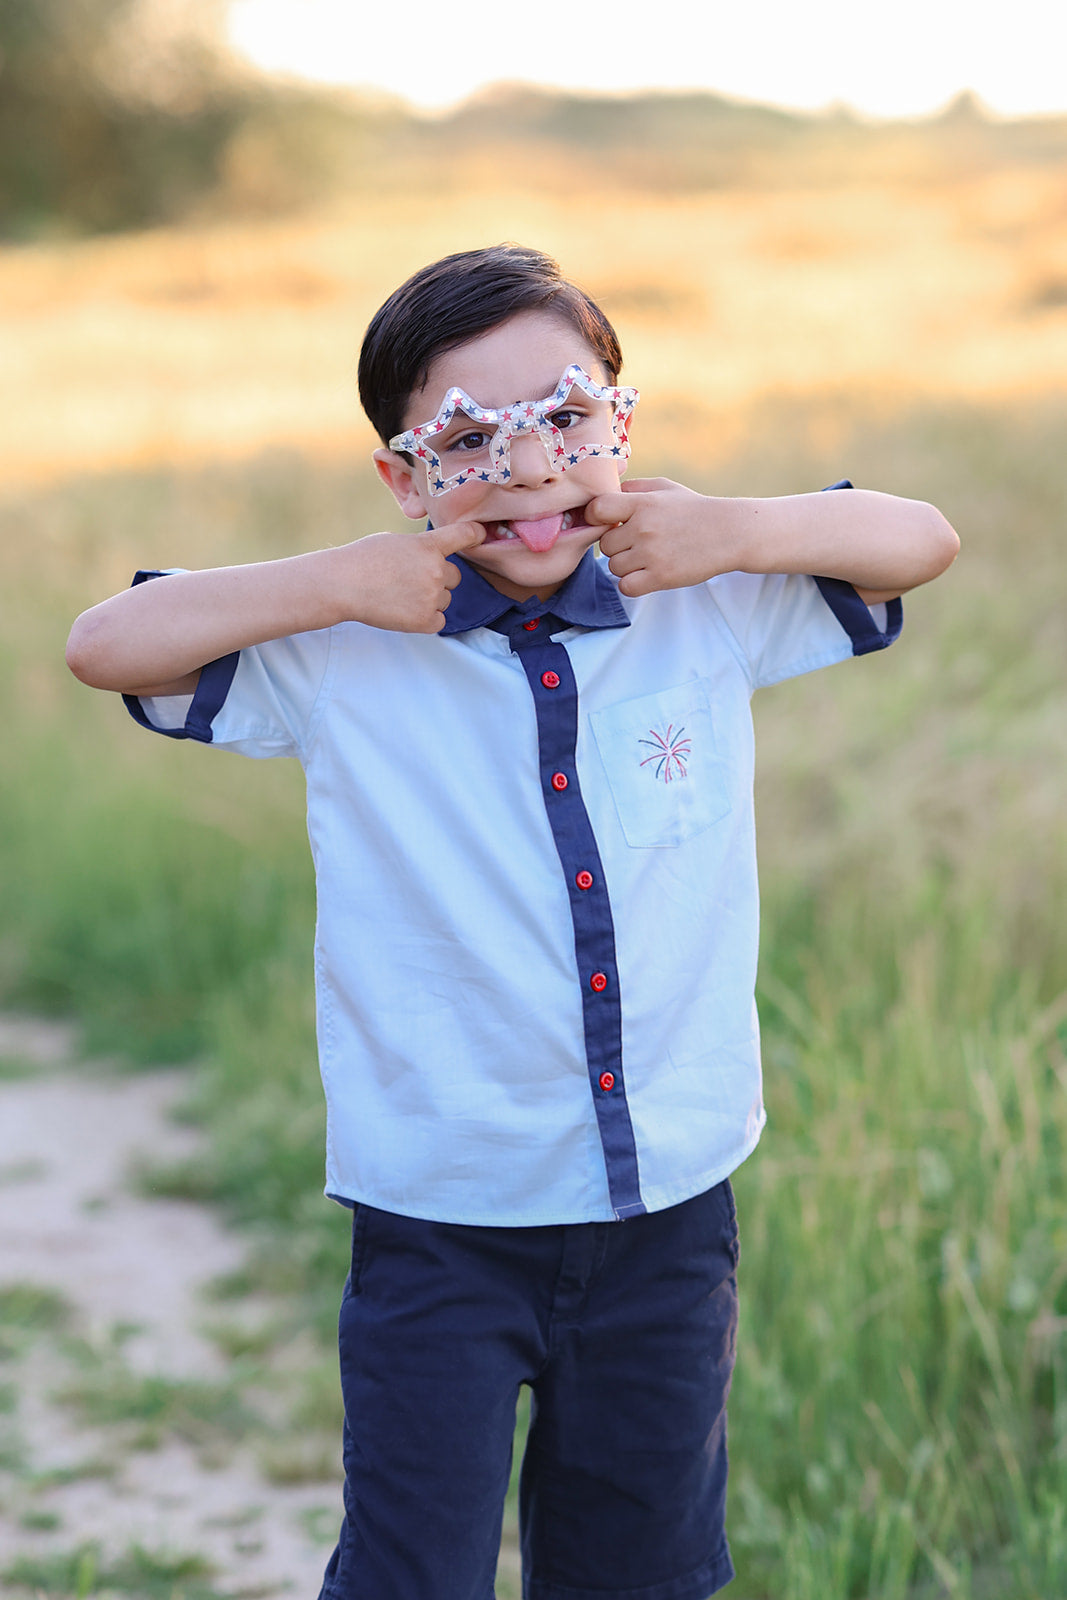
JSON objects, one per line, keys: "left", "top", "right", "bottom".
{"left": 4, "top": 166, "right": 1067, "bottom": 492}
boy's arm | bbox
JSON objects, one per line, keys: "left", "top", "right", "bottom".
{"left": 586, "top": 480, "right": 959, "bottom": 602}
{"left": 66, "top": 525, "right": 486, "bottom": 695}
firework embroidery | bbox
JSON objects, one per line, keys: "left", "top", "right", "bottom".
{"left": 639, "top": 723, "right": 691, "bottom": 783}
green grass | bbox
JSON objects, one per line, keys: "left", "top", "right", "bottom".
{"left": 25, "top": 1460, "right": 118, "bottom": 1491}
{"left": 19, "top": 1508, "right": 64, "bottom": 1531}
{"left": 2, "top": 1541, "right": 224, "bottom": 1600}
{"left": 0, "top": 1057, "right": 39, "bottom": 1081}
{"left": 2, "top": 396, "right": 1065, "bottom": 1597}
{"left": 0, "top": 1286, "right": 73, "bottom": 1330}
{"left": 56, "top": 1342, "right": 258, "bottom": 1454}
{"left": 0, "top": 1286, "right": 73, "bottom": 1362}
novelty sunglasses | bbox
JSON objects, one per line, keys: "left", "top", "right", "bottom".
{"left": 389, "top": 364, "right": 639, "bottom": 496}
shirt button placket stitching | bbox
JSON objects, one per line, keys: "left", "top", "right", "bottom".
{"left": 511, "top": 619, "right": 642, "bottom": 1218}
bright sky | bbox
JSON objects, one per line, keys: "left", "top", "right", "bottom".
{"left": 228, "top": 0, "right": 1067, "bottom": 118}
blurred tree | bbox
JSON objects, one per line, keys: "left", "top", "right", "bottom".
{"left": 3, "top": 6, "right": 1064, "bottom": 238}
{"left": 0, "top": 0, "right": 243, "bottom": 234}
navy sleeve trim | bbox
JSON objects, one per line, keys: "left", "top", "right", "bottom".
{"left": 120, "top": 570, "right": 239, "bottom": 743}
{"left": 815, "top": 480, "right": 904, "bottom": 656}
{"left": 813, "top": 577, "right": 902, "bottom": 656}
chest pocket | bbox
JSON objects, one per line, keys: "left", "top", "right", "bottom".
{"left": 588, "top": 678, "right": 731, "bottom": 848}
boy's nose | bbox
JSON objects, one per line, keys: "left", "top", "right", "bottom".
{"left": 505, "top": 429, "right": 559, "bottom": 487}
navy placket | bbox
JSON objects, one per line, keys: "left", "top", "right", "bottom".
{"left": 503, "top": 611, "right": 645, "bottom": 1220}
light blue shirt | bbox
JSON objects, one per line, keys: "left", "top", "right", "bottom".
{"left": 131, "top": 551, "right": 899, "bottom": 1225}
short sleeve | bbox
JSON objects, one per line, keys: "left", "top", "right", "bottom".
{"left": 706, "top": 570, "right": 901, "bottom": 690}
{"left": 122, "top": 570, "right": 333, "bottom": 760}
{"left": 704, "top": 478, "right": 902, "bottom": 688}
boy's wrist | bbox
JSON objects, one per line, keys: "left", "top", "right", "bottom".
{"left": 291, "top": 544, "right": 372, "bottom": 631}
{"left": 701, "top": 496, "right": 761, "bottom": 577}
{"left": 296, "top": 546, "right": 350, "bottom": 630}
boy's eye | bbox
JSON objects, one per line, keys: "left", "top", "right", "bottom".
{"left": 446, "top": 429, "right": 493, "bottom": 453}
{"left": 548, "top": 409, "right": 580, "bottom": 431}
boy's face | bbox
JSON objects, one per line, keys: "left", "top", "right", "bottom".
{"left": 374, "top": 310, "right": 631, "bottom": 603}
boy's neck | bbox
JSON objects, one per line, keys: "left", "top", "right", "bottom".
{"left": 482, "top": 573, "right": 562, "bottom": 605}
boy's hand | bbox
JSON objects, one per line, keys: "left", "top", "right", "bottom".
{"left": 340, "top": 522, "right": 486, "bottom": 633}
{"left": 66, "top": 521, "right": 488, "bottom": 695}
{"left": 586, "top": 479, "right": 736, "bottom": 597}
{"left": 588, "top": 479, "right": 960, "bottom": 601}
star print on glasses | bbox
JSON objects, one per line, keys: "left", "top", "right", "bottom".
{"left": 388, "top": 364, "right": 640, "bottom": 497}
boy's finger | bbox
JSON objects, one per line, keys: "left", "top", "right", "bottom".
{"left": 596, "top": 521, "right": 631, "bottom": 557}
{"left": 621, "top": 477, "right": 675, "bottom": 494}
{"left": 617, "top": 568, "right": 656, "bottom": 598}
{"left": 430, "top": 520, "right": 487, "bottom": 554}
{"left": 585, "top": 494, "right": 633, "bottom": 527}
{"left": 605, "top": 546, "right": 645, "bottom": 578}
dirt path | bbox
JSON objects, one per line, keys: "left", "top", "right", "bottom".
{"left": 0, "top": 1015, "right": 343, "bottom": 1598}
{"left": 0, "top": 1015, "right": 524, "bottom": 1598}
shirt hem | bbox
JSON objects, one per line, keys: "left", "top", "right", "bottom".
{"left": 322, "top": 1122, "right": 764, "bottom": 1227}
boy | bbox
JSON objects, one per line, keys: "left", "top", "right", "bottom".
{"left": 66, "top": 243, "right": 959, "bottom": 1600}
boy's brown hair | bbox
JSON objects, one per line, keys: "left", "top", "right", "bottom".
{"left": 358, "top": 244, "right": 623, "bottom": 448}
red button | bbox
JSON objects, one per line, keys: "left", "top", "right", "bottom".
{"left": 551, "top": 772, "right": 568, "bottom": 792}
{"left": 522, "top": 619, "right": 540, "bottom": 631}
{"left": 541, "top": 670, "right": 560, "bottom": 689}
{"left": 599, "top": 1072, "right": 615, "bottom": 1092}
{"left": 575, "top": 870, "right": 594, "bottom": 890}
{"left": 590, "top": 971, "right": 608, "bottom": 992}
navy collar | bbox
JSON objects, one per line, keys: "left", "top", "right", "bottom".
{"left": 440, "top": 548, "right": 631, "bottom": 636}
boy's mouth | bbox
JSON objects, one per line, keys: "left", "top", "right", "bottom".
{"left": 482, "top": 505, "right": 588, "bottom": 553}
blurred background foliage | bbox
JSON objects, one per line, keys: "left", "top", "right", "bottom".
{"left": 2, "top": 3, "right": 1067, "bottom": 1596}
{"left": 5, "top": 0, "right": 1067, "bottom": 237}
{"left": 0, "top": 0, "right": 238, "bottom": 234}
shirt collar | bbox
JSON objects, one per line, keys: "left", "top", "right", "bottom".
{"left": 440, "top": 548, "right": 631, "bottom": 636}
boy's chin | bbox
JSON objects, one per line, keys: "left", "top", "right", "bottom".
{"left": 465, "top": 531, "right": 597, "bottom": 601}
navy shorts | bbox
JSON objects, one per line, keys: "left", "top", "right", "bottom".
{"left": 318, "top": 1181, "right": 739, "bottom": 1600}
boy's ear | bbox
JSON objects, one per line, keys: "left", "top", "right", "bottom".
{"left": 373, "top": 448, "right": 431, "bottom": 521}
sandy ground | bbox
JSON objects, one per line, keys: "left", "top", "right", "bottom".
{"left": 0, "top": 1014, "right": 344, "bottom": 1598}
{"left": 0, "top": 1014, "right": 524, "bottom": 1598}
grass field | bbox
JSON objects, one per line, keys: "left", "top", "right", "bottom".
{"left": 2, "top": 160, "right": 1066, "bottom": 1597}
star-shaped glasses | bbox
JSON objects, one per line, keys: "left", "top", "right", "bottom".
{"left": 389, "top": 364, "right": 639, "bottom": 497}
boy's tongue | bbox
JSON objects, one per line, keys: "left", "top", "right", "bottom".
{"left": 505, "top": 513, "right": 565, "bottom": 552}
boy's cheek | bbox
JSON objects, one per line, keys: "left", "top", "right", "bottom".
{"left": 423, "top": 456, "right": 626, "bottom": 529}
{"left": 424, "top": 480, "right": 487, "bottom": 528}
{"left": 586, "top": 460, "right": 627, "bottom": 500}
